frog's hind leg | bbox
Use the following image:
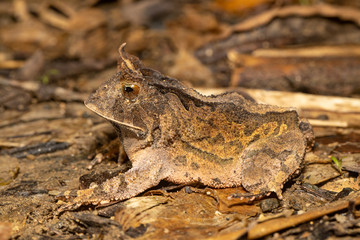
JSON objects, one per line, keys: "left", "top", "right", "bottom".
{"left": 238, "top": 131, "right": 305, "bottom": 199}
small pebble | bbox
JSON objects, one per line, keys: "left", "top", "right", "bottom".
{"left": 260, "top": 198, "right": 279, "bottom": 212}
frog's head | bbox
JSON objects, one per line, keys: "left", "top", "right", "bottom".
{"left": 85, "top": 43, "right": 186, "bottom": 152}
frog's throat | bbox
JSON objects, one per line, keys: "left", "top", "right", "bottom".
{"left": 87, "top": 106, "right": 146, "bottom": 133}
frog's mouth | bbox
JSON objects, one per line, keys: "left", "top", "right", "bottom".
{"left": 85, "top": 101, "right": 146, "bottom": 134}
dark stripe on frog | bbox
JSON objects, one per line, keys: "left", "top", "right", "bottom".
{"left": 189, "top": 134, "right": 244, "bottom": 156}
{"left": 181, "top": 141, "right": 234, "bottom": 165}
{"left": 245, "top": 148, "right": 294, "bottom": 162}
{"left": 191, "top": 162, "right": 200, "bottom": 170}
{"left": 212, "top": 177, "right": 222, "bottom": 184}
{"left": 174, "top": 155, "right": 187, "bottom": 166}
{"left": 195, "top": 116, "right": 216, "bottom": 128}
{"left": 190, "top": 133, "right": 225, "bottom": 145}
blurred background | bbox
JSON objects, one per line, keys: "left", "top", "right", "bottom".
{"left": 2, "top": 1, "right": 360, "bottom": 239}
{"left": 1, "top": 0, "right": 360, "bottom": 112}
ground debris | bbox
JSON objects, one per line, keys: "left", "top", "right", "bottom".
{"left": 248, "top": 192, "right": 360, "bottom": 239}
{"left": 2, "top": 141, "right": 71, "bottom": 159}
{"left": 1, "top": 1, "right": 360, "bottom": 239}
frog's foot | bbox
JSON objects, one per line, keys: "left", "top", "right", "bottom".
{"left": 56, "top": 188, "right": 113, "bottom": 214}
{"left": 229, "top": 191, "right": 271, "bottom": 201}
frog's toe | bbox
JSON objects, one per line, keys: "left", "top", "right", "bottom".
{"left": 56, "top": 188, "right": 106, "bottom": 213}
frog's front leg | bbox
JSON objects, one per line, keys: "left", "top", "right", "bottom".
{"left": 57, "top": 158, "right": 169, "bottom": 212}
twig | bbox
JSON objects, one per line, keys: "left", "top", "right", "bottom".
{"left": 0, "top": 77, "right": 88, "bottom": 102}
{"left": 253, "top": 45, "right": 360, "bottom": 58}
{"left": 232, "top": 3, "right": 360, "bottom": 33}
{"left": 247, "top": 194, "right": 360, "bottom": 239}
{"left": 0, "top": 60, "right": 25, "bottom": 69}
{"left": 308, "top": 119, "right": 348, "bottom": 128}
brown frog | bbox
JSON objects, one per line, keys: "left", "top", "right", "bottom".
{"left": 59, "top": 43, "right": 313, "bottom": 210}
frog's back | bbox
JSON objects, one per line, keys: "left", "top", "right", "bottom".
{"left": 165, "top": 89, "right": 305, "bottom": 189}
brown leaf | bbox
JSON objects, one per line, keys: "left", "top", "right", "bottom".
{"left": 302, "top": 163, "right": 340, "bottom": 185}
{"left": 114, "top": 188, "right": 258, "bottom": 239}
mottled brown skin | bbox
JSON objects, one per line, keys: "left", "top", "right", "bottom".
{"left": 59, "top": 44, "right": 313, "bottom": 210}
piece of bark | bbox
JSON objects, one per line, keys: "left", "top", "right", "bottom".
{"left": 197, "top": 87, "right": 360, "bottom": 128}
{"left": 0, "top": 77, "right": 88, "bottom": 102}
{"left": 0, "top": 60, "right": 25, "bottom": 69}
{"left": 231, "top": 3, "right": 360, "bottom": 33}
{"left": 120, "top": 0, "right": 176, "bottom": 27}
{"left": 341, "top": 154, "right": 360, "bottom": 173}
{"left": 228, "top": 52, "right": 360, "bottom": 97}
{"left": 195, "top": 4, "right": 360, "bottom": 88}
{"left": 3, "top": 141, "right": 71, "bottom": 159}
{"left": 0, "top": 85, "right": 32, "bottom": 110}
{"left": 196, "top": 17, "right": 360, "bottom": 65}
{"left": 302, "top": 164, "right": 340, "bottom": 185}
{"left": 321, "top": 178, "right": 359, "bottom": 193}
{"left": 252, "top": 45, "right": 360, "bottom": 58}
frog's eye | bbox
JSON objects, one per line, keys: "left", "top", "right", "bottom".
{"left": 122, "top": 83, "right": 140, "bottom": 101}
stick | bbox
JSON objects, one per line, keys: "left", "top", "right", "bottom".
{"left": 248, "top": 195, "right": 360, "bottom": 239}
{"left": 232, "top": 4, "right": 360, "bottom": 33}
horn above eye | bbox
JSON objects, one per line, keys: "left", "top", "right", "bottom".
{"left": 122, "top": 83, "right": 140, "bottom": 101}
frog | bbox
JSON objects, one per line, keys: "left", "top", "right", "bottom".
{"left": 58, "top": 43, "right": 313, "bottom": 211}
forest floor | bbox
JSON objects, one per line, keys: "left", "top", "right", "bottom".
{"left": 1, "top": 1, "right": 360, "bottom": 239}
